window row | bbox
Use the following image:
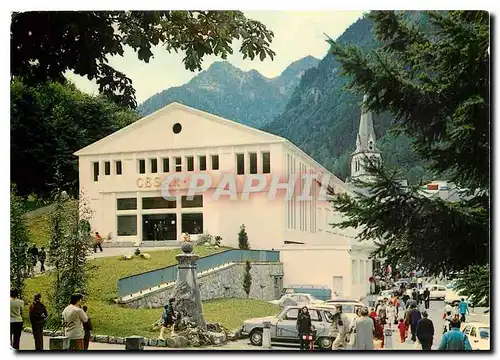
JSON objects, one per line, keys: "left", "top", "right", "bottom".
{"left": 93, "top": 161, "right": 122, "bottom": 182}
{"left": 138, "top": 155, "right": 219, "bottom": 174}
{"left": 117, "top": 195, "right": 203, "bottom": 210}
{"left": 117, "top": 213, "right": 203, "bottom": 239}
{"left": 236, "top": 151, "right": 271, "bottom": 175}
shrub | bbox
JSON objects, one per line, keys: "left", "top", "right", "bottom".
{"left": 196, "top": 233, "right": 213, "bottom": 246}
{"left": 243, "top": 261, "right": 252, "bottom": 297}
{"left": 238, "top": 225, "right": 250, "bottom": 250}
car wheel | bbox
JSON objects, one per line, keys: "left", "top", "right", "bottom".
{"left": 249, "top": 329, "right": 263, "bottom": 346}
{"left": 317, "top": 337, "right": 333, "bottom": 350}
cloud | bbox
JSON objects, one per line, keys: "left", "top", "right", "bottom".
{"left": 66, "top": 11, "right": 365, "bottom": 104}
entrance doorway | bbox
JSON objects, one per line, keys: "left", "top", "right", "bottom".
{"left": 142, "top": 214, "right": 177, "bottom": 241}
{"left": 332, "top": 276, "right": 344, "bottom": 297}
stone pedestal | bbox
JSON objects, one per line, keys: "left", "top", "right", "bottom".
{"left": 262, "top": 321, "right": 272, "bottom": 348}
{"left": 125, "top": 336, "right": 145, "bottom": 350}
{"left": 171, "top": 242, "right": 206, "bottom": 328}
{"left": 49, "top": 336, "right": 69, "bottom": 350}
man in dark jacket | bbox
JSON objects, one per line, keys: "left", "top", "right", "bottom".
{"left": 423, "top": 288, "right": 431, "bottom": 309}
{"left": 416, "top": 311, "right": 434, "bottom": 350}
{"left": 296, "top": 307, "right": 312, "bottom": 351}
{"left": 405, "top": 302, "right": 422, "bottom": 342}
{"left": 29, "top": 293, "right": 48, "bottom": 350}
{"left": 38, "top": 247, "right": 46, "bottom": 272}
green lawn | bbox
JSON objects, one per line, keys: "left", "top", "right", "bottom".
{"left": 23, "top": 247, "right": 279, "bottom": 338}
{"left": 26, "top": 212, "right": 51, "bottom": 247}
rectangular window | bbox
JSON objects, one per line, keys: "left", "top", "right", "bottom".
{"left": 211, "top": 155, "right": 219, "bottom": 170}
{"left": 93, "top": 162, "right": 99, "bottom": 182}
{"left": 162, "top": 158, "right": 169, "bottom": 173}
{"left": 187, "top": 156, "right": 194, "bottom": 171}
{"left": 199, "top": 156, "right": 207, "bottom": 171}
{"left": 249, "top": 153, "right": 257, "bottom": 174}
{"left": 142, "top": 214, "right": 177, "bottom": 241}
{"left": 181, "top": 195, "right": 203, "bottom": 208}
{"left": 236, "top": 153, "right": 245, "bottom": 175}
{"left": 150, "top": 158, "right": 158, "bottom": 173}
{"left": 138, "top": 159, "right": 146, "bottom": 174}
{"left": 117, "top": 198, "right": 137, "bottom": 210}
{"left": 142, "top": 197, "right": 176, "bottom": 209}
{"left": 104, "top": 161, "right": 111, "bottom": 175}
{"left": 262, "top": 152, "right": 271, "bottom": 173}
{"left": 181, "top": 213, "right": 203, "bottom": 234}
{"left": 117, "top": 215, "right": 137, "bottom": 236}
{"left": 115, "top": 160, "right": 122, "bottom": 175}
{"left": 175, "top": 157, "right": 182, "bottom": 172}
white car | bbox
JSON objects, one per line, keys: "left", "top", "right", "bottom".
{"left": 269, "top": 293, "right": 324, "bottom": 307}
{"left": 421, "top": 284, "right": 448, "bottom": 300}
{"left": 320, "top": 300, "right": 365, "bottom": 328}
{"left": 377, "top": 290, "right": 394, "bottom": 303}
{"left": 444, "top": 290, "right": 470, "bottom": 306}
{"left": 461, "top": 322, "right": 490, "bottom": 350}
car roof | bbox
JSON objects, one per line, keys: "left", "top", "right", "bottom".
{"left": 327, "top": 298, "right": 361, "bottom": 302}
{"left": 282, "top": 305, "right": 329, "bottom": 311}
{"left": 462, "top": 322, "right": 489, "bottom": 328}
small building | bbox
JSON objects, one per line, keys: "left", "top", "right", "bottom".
{"left": 74, "top": 102, "right": 375, "bottom": 300}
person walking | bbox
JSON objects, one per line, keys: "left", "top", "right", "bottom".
{"left": 397, "top": 318, "right": 407, "bottom": 343}
{"left": 377, "top": 302, "right": 387, "bottom": 328}
{"left": 29, "top": 293, "right": 48, "bottom": 350}
{"left": 354, "top": 307, "right": 375, "bottom": 350}
{"left": 38, "top": 247, "right": 46, "bottom": 272}
{"left": 393, "top": 296, "right": 400, "bottom": 319}
{"left": 405, "top": 302, "right": 422, "bottom": 342}
{"left": 386, "top": 302, "right": 396, "bottom": 330}
{"left": 423, "top": 288, "right": 431, "bottom": 310}
{"left": 331, "top": 304, "right": 350, "bottom": 350}
{"left": 158, "top": 298, "right": 176, "bottom": 340}
{"left": 437, "top": 320, "right": 472, "bottom": 350}
{"left": 416, "top": 311, "right": 434, "bottom": 350}
{"left": 82, "top": 306, "right": 93, "bottom": 350}
{"left": 10, "top": 289, "right": 24, "bottom": 350}
{"left": 458, "top": 299, "right": 469, "bottom": 323}
{"left": 296, "top": 306, "right": 312, "bottom": 351}
{"left": 62, "top": 293, "right": 88, "bottom": 351}
{"left": 28, "top": 244, "right": 39, "bottom": 276}
{"left": 93, "top": 232, "right": 103, "bottom": 253}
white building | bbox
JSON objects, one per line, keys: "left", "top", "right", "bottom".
{"left": 74, "top": 102, "right": 376, "bottom": 300}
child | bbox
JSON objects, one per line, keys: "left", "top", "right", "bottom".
{"left": 398, "top": 318, "right": 407, "bottom": 343}
{"left": 82, "top": 306, "right": 93, "bottom": 350}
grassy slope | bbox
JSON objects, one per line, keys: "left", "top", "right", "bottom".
{"left": 26, "top": 212, "right": 51, "bottom": 247}
{"left": 23, "top": 243, "right": 279, "bottom": 337}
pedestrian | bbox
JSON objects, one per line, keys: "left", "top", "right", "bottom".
{"left": 445, "top": 303, "right": 453, "bottom": 317}
{"left": 369, "top": 307, "right": 377, "bottom": 319}
{"left": 82, "top": 306, "right": 93, "bottom": 350}
{"left": 386, "top": 302, "right": 396, "bottom": 330}
{"left": 158, "top": 298, "right": 176, "bottom": 340}
{"left": 29, "top": 293, "right": 48, "bottom": 351}
{"left": 393, "top": 296, "right": 400, "bottom": 319}
{"left": 458, "top": 298, "right": 469, "bottom": 323}
{"left": 402, "top": 293, "right": 410, "bottom": 308}
{"left": 423, "top": 287, "right": 431, "bottom": 310}
{"left": 405, "top": 302, "right": 422, "bottom": 342}
{"left": 331, "top": 304, "right": 349, "bottom": 350}
{"left": 62, "top": 293, "right": 88, "bottom": 351}
{"left": 416, "top": 311, "right": 434, "bottom": 350}
{"left": 370, "top": 313, "right": 385, "bottom": 349}
{"left": 437, "top": 320, "right": 472, "bottom": 350}
{"left": 38, "top": 247, "right": 46, "bottom": 272}
{"left": 354, "top": 307, "right": 375, "bottom": 350}
{"left": 296, "top": 306, "right": 312, "bottom": 351}
{"left": 28, "top": 244, "right": 39, "bottom": 276}
{"left": 397, "top": 318, "right": 407, "bottom": 343}
{"left": 10, "top": 289, "right": 24, "bottom": 350}
{"left": 377, "top": 302, "right": 387, "bottom": 327}
{"left": 93, "top": 232, "right": 103, "bottom": 253}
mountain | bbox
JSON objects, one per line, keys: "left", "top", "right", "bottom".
{"left": 264, "top": 15, "right": 430, "bottom": 183}
{"left": 137, "top": 56, "right": 320, "bottom": 128}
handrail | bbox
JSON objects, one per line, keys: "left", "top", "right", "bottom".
{"left": 117, "top": 249, "right": 280, "bottom": 298}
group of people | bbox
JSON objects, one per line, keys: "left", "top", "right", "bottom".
{"left": 10, "top": 290, "right": 93, "bottom": 351}
{"left": 27, "top": 244, "right": 46, "bottom": 275}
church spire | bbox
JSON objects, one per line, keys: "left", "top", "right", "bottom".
{"left": 355, "top": 94, "right": 378, "bottom": 153}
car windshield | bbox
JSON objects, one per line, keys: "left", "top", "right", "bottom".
{"left": 328, "top": 304, "right": 358, "bottom": 313}
{"left": 478, "top": 328, "right": 489, "bottom": 338}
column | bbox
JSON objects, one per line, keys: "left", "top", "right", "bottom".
{"left": 137, "top": 191, "right": 142, "bottom": 244}
{"left": 176, "top": 194, "right": 182, "bottom": 242}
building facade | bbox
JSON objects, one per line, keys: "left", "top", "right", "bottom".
{"left": 75, "top": 102, "right": 375, "bottom": 300}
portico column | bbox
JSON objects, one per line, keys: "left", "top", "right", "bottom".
{"left": 137, "top": 191, "right": 142, "bottom": 244}
{"left": 176, "top": 194, "right": 182, "bottom": 242}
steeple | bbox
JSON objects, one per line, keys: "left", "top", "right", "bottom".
{"left": 349, "top": 95, "right": 382, "bottom": 182}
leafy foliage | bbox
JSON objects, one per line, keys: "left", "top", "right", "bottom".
{"left": 10, "top": 184, "right": 31, "bottom": 297}
{"left": 10, "top": 79, "right": 138, "bottom": 198}
{"left": 11, "top": 11, "right": 276, "bottom": 108}
{"left": 328, "top": 11, "right": 489, "bottom": 300}
{"left": 238, "top": 224, "right": 250, "bottom": 250}
{"left": 137, "top": 57, "right": 320, "bottom": 129}
{"left": 454, "top": 265, "right": 489, "bottom": 307}
{"left": 243, "top": 261, "right": 252, "bottom": 297}
{"left": 47, "top": 191, "right": 94, "bottom": 315}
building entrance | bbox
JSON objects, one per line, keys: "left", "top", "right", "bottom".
{"left": 142, "top": 214, "right": 177, "bottom": 241}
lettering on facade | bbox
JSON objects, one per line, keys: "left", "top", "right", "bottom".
{"left": 136, "top": 176, "right": 184, "bottom": 189}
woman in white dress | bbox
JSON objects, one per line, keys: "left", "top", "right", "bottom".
{"left": 386, "top": 303, "right": 396, "bottom": 330}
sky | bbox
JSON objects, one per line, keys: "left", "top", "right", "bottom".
{"left": 66, "top": 11, "right": 365, "bottom": 104}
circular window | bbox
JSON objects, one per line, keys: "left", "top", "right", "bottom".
{"left": 173, "top": 123, "right": 182, "bottom": 134}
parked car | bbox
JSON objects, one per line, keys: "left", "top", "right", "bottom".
{"left": 241, "top": 305, "right": 335, "bottom": 349}
{"left": 321, "top": 300, "right": 365, "bottom": 327}
{"left": 377, "top": 290, "right": 394, "bottom": 303}
{"left": 421, "top": 284, "right": 448, "bottom": 300}
{"left": 461, "top": 322, "right": 490, "bottom": 350}
{"left": 444, "top": 290, "right": 471, "bottom": 306}
{"left": 269, "top": 293, "right": 324, "bottom": 308}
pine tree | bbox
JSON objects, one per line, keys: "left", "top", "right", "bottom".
{"left": 243, "top": 261, "right": 252, "bottom": 297}
{"left": 10, "top": 184, "right": 30, "bottom": 297}
{"left": 328, "top": 11, "right": 489, "bottom": 303}
{"left": 238, "top": 224, "right": 250, "bottom": 250}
